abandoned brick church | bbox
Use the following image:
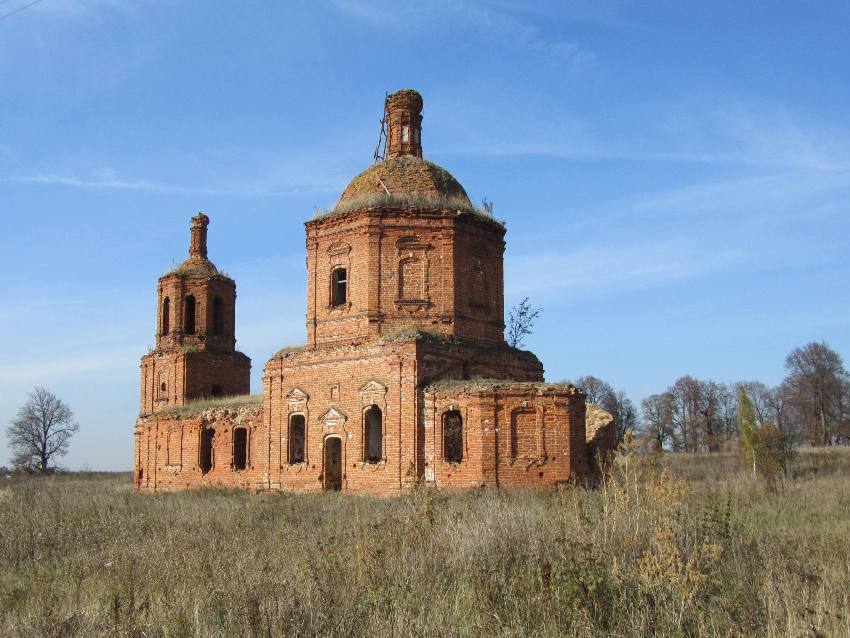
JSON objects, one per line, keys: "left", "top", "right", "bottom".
{"left": 134, "top": 89, "right": 615, "bottom": 494}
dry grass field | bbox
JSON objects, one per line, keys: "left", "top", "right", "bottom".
{"left": 1, "top": 448, "right": 849, "bottom": 637}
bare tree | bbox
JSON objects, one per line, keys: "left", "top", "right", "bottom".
{"left": 6, "top": 387, "right": 79, "bottom": 473}
{"left": 506, "top": 297, "right": 541, "bottom": 349}
{"left": 575, "top": 376, "right": 636, "bottom": 444}
{"left": 736, "top": 381, "right": 773, "bottom": 424}
{"left": 783, "top": 341, "right": 848, "bottom": 446}
{"left": 574, "top": 375, "right": 614, "bottom": 406}
{"left": 668, "top": 376, "right": 705, "bottom": 452}
{"left": 640, "top": 392, "right": 675, "bottom": 452}
{"left": 609, "top": 389, "right": 638, "bottom": 443}
{"left": 718, "top": 384, "right": 739, "bottom": 441}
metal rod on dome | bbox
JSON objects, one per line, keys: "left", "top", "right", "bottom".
{"left": 372, "top": 92, "right": 389, "bottom": 164}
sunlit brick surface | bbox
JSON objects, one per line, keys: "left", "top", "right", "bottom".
{"left": 134, "top": 91, "right": 615, "bottom": 494}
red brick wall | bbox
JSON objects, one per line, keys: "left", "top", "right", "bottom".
{"left": 140, "top": 253, "right": 250, "bottom": 415}
{"left": 135, "top": 405, "right": 265, "bottom": 491}
{"left": 305, "top": 208, "right": 506, "bottom": 348}
{"left": 140, "top": 350, "right": 250, "bottom": 416}
{"left": 157, "top": 274, "right": 237, "bottom": 353}
{"left": 423, "top": 385, "right": 587, "bottom": 491}
{"left": 136, "top": 331, "right": 588, "bottom": 494}
{"left": 263, "top": 340, "right": 420, "bottom": 495}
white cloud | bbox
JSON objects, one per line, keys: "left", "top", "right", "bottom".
{"left": 2, "top": 170, "right": 342, "bottom": 197}
{"left": 437, "top": 93, "right": 850, "bottom": 173}
{"left": 505, "top": 240, "right": 747, "bottom": 298}
{"left": 625, "top": 170, "right": 850, "bottom": 217}
{"left": 0, "top": 349, "right": 136, "bottom": 385}
{"left": 327, "top": 0, "right": 594, "bottom": 71}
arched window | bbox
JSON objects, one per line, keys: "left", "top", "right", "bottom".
{"left": 443, "top": 410, "right": 463, "bottom": 463}
{"left": 200, "top": 428, "right": 214, "bottom": 474}
{"left": 233, "top": 428, "right": 247, "bottom": 471}
{"left": 331, "top": 268, "right": 347, "bottom": 306}
{"left": 184, "top": 296, "right": 196, "bottom": 334}
{"left": 289, "top": 414, "right": 305, "bottom": 464}
{"left": 161, "top": 297, "right": 170, "bottom": 334}
{"left": 364, "top": 406, "right": 382, "bottom": 463}
{"left": 212, "top": 297, "right": 224, "bottom": 335}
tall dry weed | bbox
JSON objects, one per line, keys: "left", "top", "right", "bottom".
{"left": 0, "top": 450, "right": 849, "bottom": 636}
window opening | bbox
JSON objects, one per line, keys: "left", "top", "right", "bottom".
{"left": 184, "top": 296, "right": 196, "bottom": 334}
{"left": 162, "top": 297, "right": 170, "bottom": 334}
{"left": 331, "top": 268, "right": 347, "bottom": 306}
{"left": 200, "top": 428, "right": 214, "bottom": 474}
{"left": 365, "top": 406, "right": 382, "bottom": 463}
{"left": 443, "top": 410, "right": 463, "bottom": 462}
{"left": 289, "top": 414, "right": 306, "bottom": 464}
{"left": 233, "top": 428, "right": 247, "bottom": 471}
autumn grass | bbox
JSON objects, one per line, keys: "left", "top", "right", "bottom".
{"left": 1, "top": 449, "right": 849, "bottom": 637}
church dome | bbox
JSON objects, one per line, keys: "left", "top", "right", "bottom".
{"left": 337, "top": 155, "right": 471, "bottom": 209}
{"left": 331, "top": 89, "right": 472, "bottom": 214}
{"left": 163, "top": 213, "right": 232, "bottom": 280}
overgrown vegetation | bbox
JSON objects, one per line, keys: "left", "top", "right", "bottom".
{"left": 315, "top": 192, "right": 503, "bottom": 225}
{"left": 158, "top": 394, "right": 263, "bottom": 417}
{"left": 1, "top": 448, "right": 848, "bottom": 636}
{"left": 506, "top": 296, "right": 541, "bottom": 349}
{"left": 273, "top": 344, "right": 306, "bottom": 358}
{"left": 162, "top": 263, "right": 232, "bottom": 280}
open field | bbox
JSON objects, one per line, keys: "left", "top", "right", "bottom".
{"left": 1, "top": 449, "right": 849, "bottom": 637}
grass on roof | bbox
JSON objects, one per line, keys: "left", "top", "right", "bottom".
{"left": 159, "top": 394, "right": 263, "bottom": 417}
{"left": 273, "top": 344, "right": 306, "bottom": 358}
{"left": 426, "top": 378, "right": 576, "bottom": 392}
{"left": 313, "top": 192, "right": 505, "bottom": 226}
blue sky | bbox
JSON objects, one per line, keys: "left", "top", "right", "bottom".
{"left": 1, "top": 1, "right": 848, "bottom": 470}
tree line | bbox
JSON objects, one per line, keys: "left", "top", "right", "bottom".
{"left": 586, "top": 341, "right": 850, "bottom": 453}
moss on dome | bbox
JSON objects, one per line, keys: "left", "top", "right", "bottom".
{"left": 338, "top": 156, "right": 471, "bottom": 206}
{"left": 163, "top": 257, "right": 232, "bottom": 281}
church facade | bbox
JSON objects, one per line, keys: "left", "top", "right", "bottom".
{"left": 134, "top": 90, "right": 615, "bottom": 495}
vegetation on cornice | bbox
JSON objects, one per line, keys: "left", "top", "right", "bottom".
{"left": 312, "top": 193, "right": 505, "bottom": 227}
{"left": 381, "top": 328, "right": 459, "bottom": 344}
{"left": 161, "top": 263, "right": 233, "bottom": 281}
{"left": 180, "top": 344, "right": 204, "bottom": 354}
{"left": 273, "top": 344, "right": 307, "bottom": 359}
{"left": 158, "top": 394, "right": 263, "bottom": 417}
{"left": 381, "top": 329, "right": 537, "bottom": 358}
{"left": 426, "top": 378, "right": 579, "bottom": 393}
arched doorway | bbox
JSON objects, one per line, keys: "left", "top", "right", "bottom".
{"left": 323, "top": 436, "right": 342, "bottom": 491}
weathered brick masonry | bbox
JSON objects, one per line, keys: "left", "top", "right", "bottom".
{"left": 134, "top": 90, "right": 615, "bottom": 494}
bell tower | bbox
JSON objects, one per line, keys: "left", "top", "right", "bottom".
{"left": 385, "top": 89, "right": 423, "bottom": 158}
{"left": 139, "top": 213, "right": 251, "bottom": 415}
